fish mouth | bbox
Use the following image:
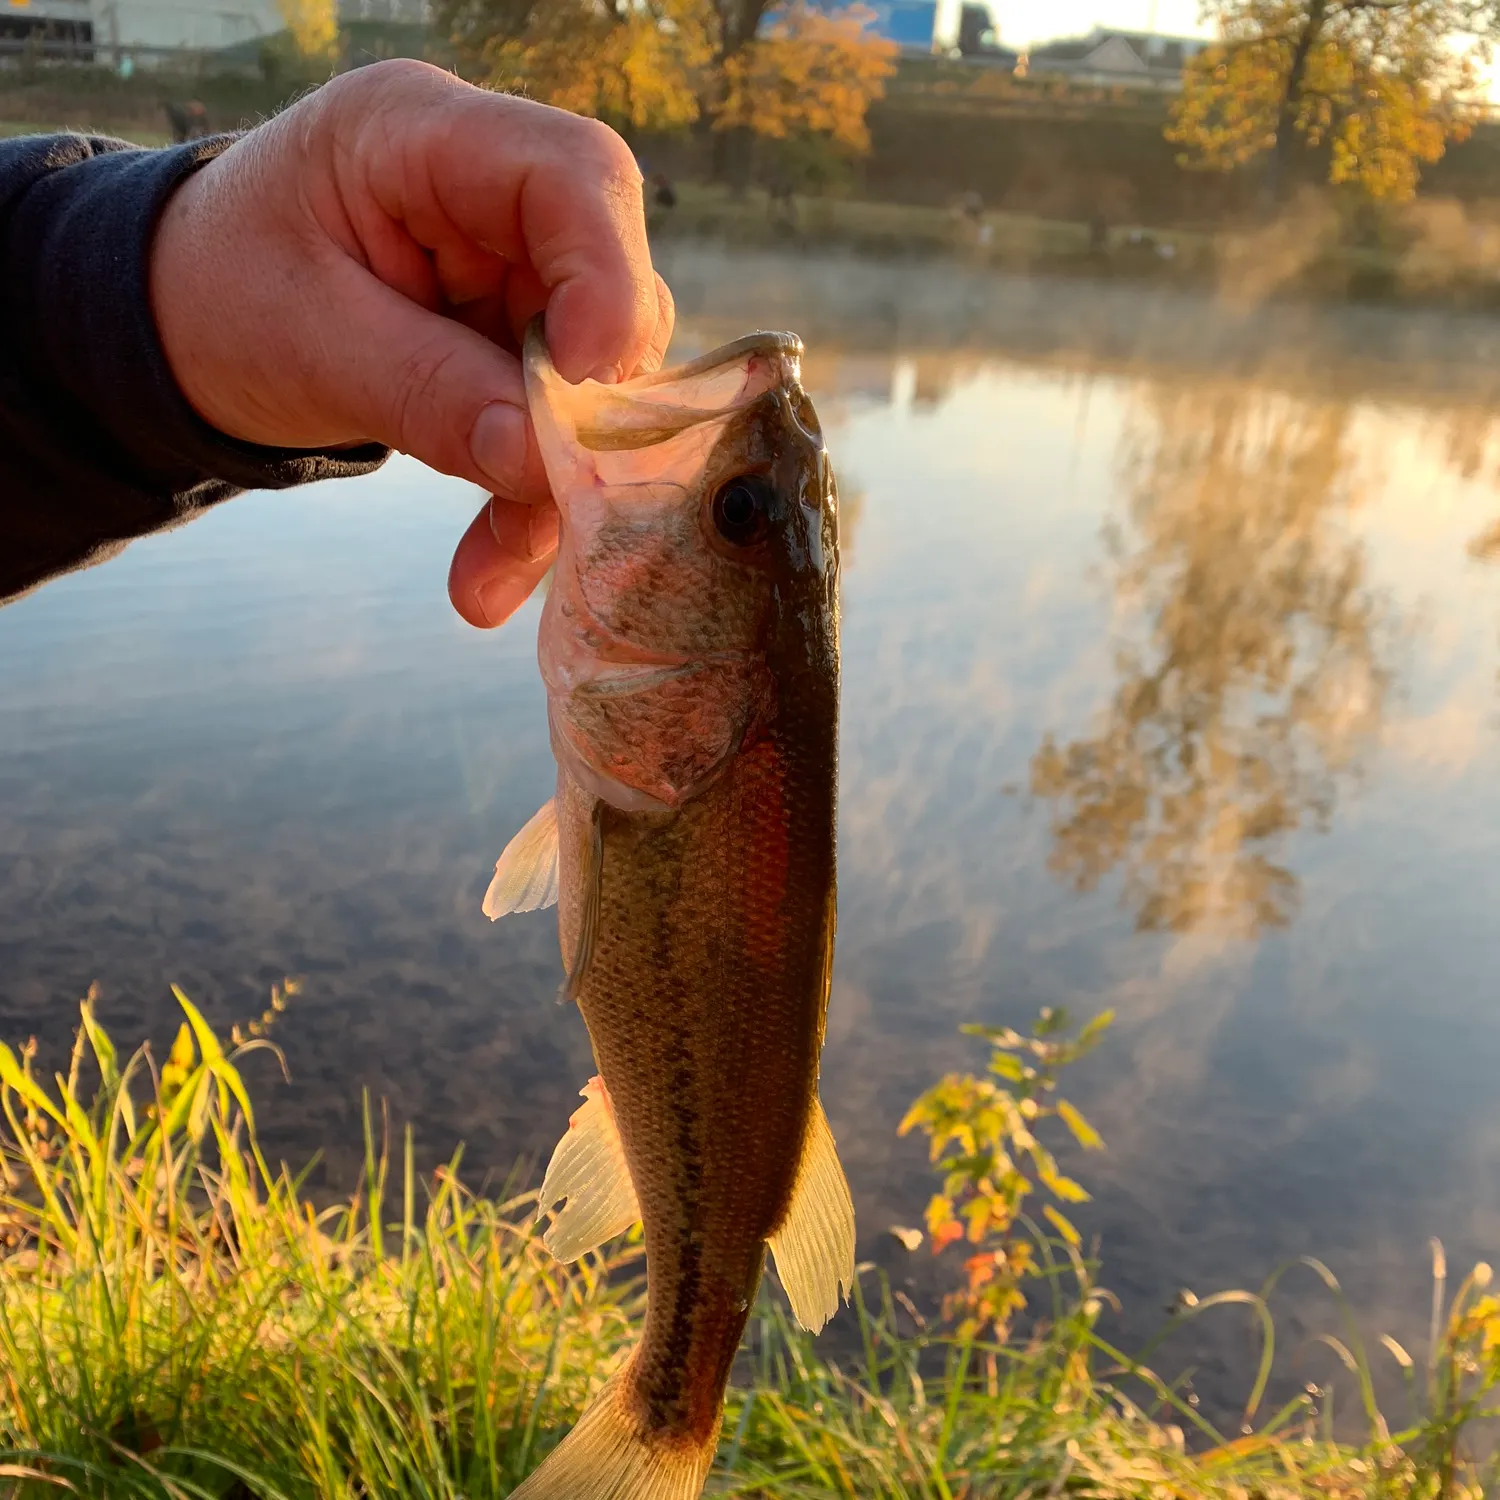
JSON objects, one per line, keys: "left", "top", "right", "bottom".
{"left": 524, "top": 320, "right": 803, "bottom": 453}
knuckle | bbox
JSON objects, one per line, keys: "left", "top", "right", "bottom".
{"left": 359, "top": 55, "right": 447, "bottom": 95}
{"left": 324, "top": 57, "right": 457, "bottom": 123}
{"left": 389, "top": 339, "right": 466, "bottom": 453}
{"left": 574, "top": 115, "right": 639, "bottom": 180}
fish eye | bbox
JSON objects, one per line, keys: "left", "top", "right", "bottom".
{"left": 711, "top": 475, "right": 775, "bottom": 547}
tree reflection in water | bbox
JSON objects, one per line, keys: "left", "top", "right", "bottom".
{"left": 1030, "top": 381, "right": 1394, "bottom": 937}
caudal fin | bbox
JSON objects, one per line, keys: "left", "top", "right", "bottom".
{"left": 509, "top": 1366, "right": 718, "bottom": 1500}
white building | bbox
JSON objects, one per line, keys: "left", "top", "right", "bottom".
{"left": 1024, "top": 27, "right": 1209, "bottom": 89}
{"left": 2, "top": 0, "right": 426, "bottom": 54}
{"left": 94, "top": 0, "right": 279, "bottom": 52}
{"left": 2, "top": 0, "right": 93, "bottom": 46}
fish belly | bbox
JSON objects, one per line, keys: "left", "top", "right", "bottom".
{"left": 562, "top": 728, "right": 834, "bottom": 1444}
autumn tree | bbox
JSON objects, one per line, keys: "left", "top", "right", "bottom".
{"left": 277, "top": 0, "right": 338, "bottom": 59}
{"left": 438, "top": 0, "right": 709, "bottom": 134}
{"left": 718, "top": 3, "right": 898, "bottom": 152}
{"left": 1168, "top": 0, "right": 1497, "bottom": 202}
{"left": 434, "top": 0, "right": 896, "bottom": 167}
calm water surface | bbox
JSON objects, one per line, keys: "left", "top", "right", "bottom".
{"left": 7, "top": 249, "right": 1500, "bottom": 1408}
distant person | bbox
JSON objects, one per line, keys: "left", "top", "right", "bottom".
{"left": 767, "top": 174, "right": 797, "bottom": 232}
{"left": 164, "top": 100, "right": 210, "bottom": 143}
{"left": 954, "top": 189, "right": 988, "bottom": 251}
{"left": 0, "top": 60, "right": 674, "bottom": 631}
{"left": 1088, "top": 211, "right": 1109, "bottom": 256}
{"left": 651, "top": 171, "right": 676, "bottom": 211}
{"left": 163, "top": 100, "right": 192, "bottom": 144}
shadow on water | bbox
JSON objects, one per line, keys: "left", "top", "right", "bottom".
{"left": 6, "top": 247, "right": 1500, "bottom": 1414}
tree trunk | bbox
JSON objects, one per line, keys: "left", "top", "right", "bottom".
{"left": 708, "top": 0, "right": 771, "bottom": 190}
{"left": 711, "top": 127, "right": 755, "bottom": 195}
{"left": 1268, "top": 0, "right": 1327, "bottom": 206}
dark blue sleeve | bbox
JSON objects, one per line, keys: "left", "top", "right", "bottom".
{"left": 0, "top": 133, "right": 388, "bottom": 604}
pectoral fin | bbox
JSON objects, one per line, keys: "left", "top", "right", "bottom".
{"left": 768, "top": 1099, "right": 856, "bottom": 1333}
{"left": 482, "top": 800, "right": 559, "bottom": 920}
{"left": 537, "top": 1076, "right": 641, "bottom": 1263}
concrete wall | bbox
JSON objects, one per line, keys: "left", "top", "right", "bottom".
{"left": 3, "top": 0, "right": 93, "bottom": 26}
{"left": 92, "top": 0, "right": 280, "bottom": 50}
{"left": 89, "top": 0, "right": 426, "bottom": 52}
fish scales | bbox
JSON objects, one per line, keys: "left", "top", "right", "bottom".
{"left": 488, "top": 324, "right": 853, "bottom": 1500}
{"left": 564, "top": 732, "right": 834, "bottom": 1438}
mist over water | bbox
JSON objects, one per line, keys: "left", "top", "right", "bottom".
{"left": 6, "top": 247, "right": 1500, "bottom": 1410}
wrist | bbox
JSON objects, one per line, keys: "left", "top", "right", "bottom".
{"left": 149, "top": 132, "right": 325, "bottom": 452}
{"left": 148, "top": 149, "right": 249, "bottom": 441}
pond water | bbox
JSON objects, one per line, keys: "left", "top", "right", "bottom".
{"left": 7, "top": 246, "right": 1500, "bottom": 1413}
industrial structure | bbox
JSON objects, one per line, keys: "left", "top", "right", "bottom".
{"left": 797, "top": 0, "right": 1000, "bottom": 57}
{"left": 1020, "top": 27, "right": 1209, "bottom": 88}
{"left": 1, "top": 0, "right": 425, "bottom": 57}
{"left": 1, "top": 0, "right": 1200, "bottom": 87}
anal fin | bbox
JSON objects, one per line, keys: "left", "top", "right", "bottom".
{"left": 768, "top": 1099, "right": 856, "bottom": 1333}
{"left": 507, "top": 1362, "right": 717, "bottom": 1500}
{"left": 537, "top": 1076, "right": 641, "bottom": 1263}
{"left": 483, "top": 799, "right": 559, "bottom": 920}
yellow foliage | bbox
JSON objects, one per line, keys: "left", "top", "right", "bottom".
{"left": 482, "top": 0, "right": 712, "bottom": 134}
{"left": 717, "top": 3, "right": 898, "bottom": 152}
{"left": 1167, "top": 0, "right": 1487, "bottom": 202}
{"left": 899, "top": 1008, "right": 1110, "bottom": 1340}
{"left": 451, "top": 0, "right": 894, "bottom": 152}
{"left": 277, "top": 0, "right": 338, "bottom": 59}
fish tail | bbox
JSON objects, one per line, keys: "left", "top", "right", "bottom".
{"left": 510, "top": 1362, "right": 719, "bottom": 1500}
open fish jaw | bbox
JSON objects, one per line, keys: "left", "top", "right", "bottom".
{"left": 526, "top": 325, "right": 825, "bottom": 814}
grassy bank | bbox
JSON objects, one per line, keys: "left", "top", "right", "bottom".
{"left": 0, "top": 992, "right": 1495, "bottom": 1498}
{"left": 4, "top": 87, "right": 1500, "bottom": 309}
{"left": 648, "top": 184, "right": 1500, "bottom": 311}
{"left": 648, "top": 182, "right": 1205, "bottom": 270}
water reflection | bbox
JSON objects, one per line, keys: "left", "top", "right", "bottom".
{"left": 5, "top": 249, "right": 1500, "bottom": 1417}
{"left": 1030, "top": 382, "right": 1393, "bottom": 937}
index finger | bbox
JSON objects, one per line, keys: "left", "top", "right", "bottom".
{"left": 365, "top": 70, "right": 661, "bottom": 385}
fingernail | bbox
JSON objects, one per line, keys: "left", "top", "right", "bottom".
{"left": 473, "top": 572, "right": 535, "bottom": 630}
{"left": 527, "top": 503, "right": 559, "bottom": 561}
{"left": 587, "top": 362, "right": 623, "bottom": 386}
{"left": 469, "top": 402, "right": 528, "bottom": 495}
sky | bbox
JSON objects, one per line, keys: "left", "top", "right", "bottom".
{"left": 992, "top": 1, "right": 1210, "bottom": 48}
{"left": 986, "top": 2, "right": 1500, "bottom": 96}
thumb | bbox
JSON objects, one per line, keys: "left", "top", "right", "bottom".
{"left": 326, "top": 272, "right": 549, "bottom": 503}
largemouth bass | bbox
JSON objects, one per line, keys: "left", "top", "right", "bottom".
{"left": 483, "top": 324, "right": 853, "bottom": 1500}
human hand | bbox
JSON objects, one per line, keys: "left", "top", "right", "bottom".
{"left": 148, "top": 58, "right": 674, "bottom": 629}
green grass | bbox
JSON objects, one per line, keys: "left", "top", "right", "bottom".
{"left": 0, "top": 989, "right": 1494, "bottom": 1498}
{"left": 0, "top": 121, "right": 167, "bottom": 146}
